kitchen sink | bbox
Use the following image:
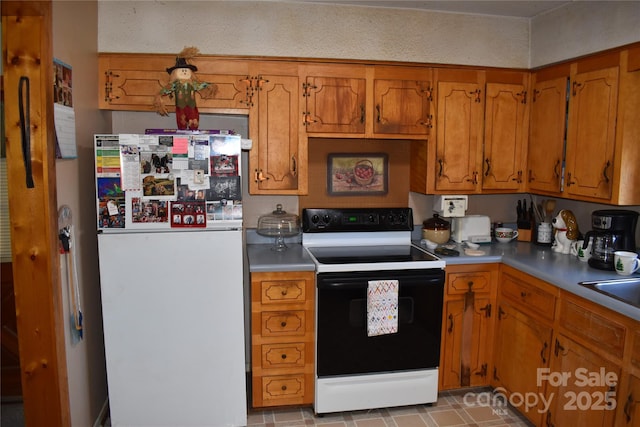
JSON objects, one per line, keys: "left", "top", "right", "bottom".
{"left": 579, "top": 277, "right": 640, "bottom": 309}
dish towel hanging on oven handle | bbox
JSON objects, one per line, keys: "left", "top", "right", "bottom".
{"left": 367, "top": 280, "right": 399, "bottom": 337}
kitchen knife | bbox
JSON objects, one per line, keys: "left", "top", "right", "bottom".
{"left": 517, "top": 200, "right": 522, "bottom": 221}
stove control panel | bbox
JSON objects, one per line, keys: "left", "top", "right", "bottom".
{"left": 302, "top": 208, "right": 413, "bottom": 232}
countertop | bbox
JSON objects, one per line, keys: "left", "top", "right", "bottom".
{"left": 246, "top": 241, "right": 640, "bottom": 321}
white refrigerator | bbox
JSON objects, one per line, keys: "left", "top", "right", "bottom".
{"left": 95, "top": 132, "right": 247, "bottom": 426}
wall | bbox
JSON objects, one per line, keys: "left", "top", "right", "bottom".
{"left": 97, "top": 0, "right": 529, "bottom": 68}
{"left": 531, "top": 2, "right": 640, "bottom": 67}
{"left": 52, "top": 1, "right": 111, "bottom": 425}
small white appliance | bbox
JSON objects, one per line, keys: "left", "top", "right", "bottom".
{"left": 433, "top": 195, "right": 468, "bottom": 217}
{"left": 451, "top": 215, "right": 492, "bottom": 243}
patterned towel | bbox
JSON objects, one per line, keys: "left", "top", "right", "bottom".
{"left": 367, "top": 280, "right": 399, "bottom": 337}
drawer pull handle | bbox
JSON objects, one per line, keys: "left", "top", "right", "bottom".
{"left": 281, "top": 354, "right": 287, "bottom": 360}
{"left": 540, "top": 342, "right": 548, "bottom": 364}
{"left": 448, "top": 314, "right": 454, "bottom": 333}
{"left": 280, "top": 321, "right": 287, "bottom": 328}
{"left": 281, "top": 385, "right": 287, "bottom": 391}
{"left": 281, "top": 289, "right": 288, "bottom": 296}
{"left": 520, "top": 291, "right": 527, "bottom": 298}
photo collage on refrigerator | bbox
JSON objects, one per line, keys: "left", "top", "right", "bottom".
{"left": 94, "top": 131, "right": 242, "bottom": 229}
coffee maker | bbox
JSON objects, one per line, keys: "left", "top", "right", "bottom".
{"left": 583, "top": 209, "right": 639, "bottom": 270}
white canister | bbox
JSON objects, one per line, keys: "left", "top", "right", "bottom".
{"left": 537, "top": 222, "right": 553, "bottom": 244}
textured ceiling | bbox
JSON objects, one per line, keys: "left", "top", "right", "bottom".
{"left": 290, "top": 1, "right": 573, "bottom": 18}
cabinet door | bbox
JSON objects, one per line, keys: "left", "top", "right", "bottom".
{"left": 493, "top": 301, "right": 552, "bottom": 426}
{"left": 373, "top": 78, "right": 431, "bottom": 135}
{"left": 434, "top": 80, "right": 484, "bottom": 192}
{"left": 303, "top": 75, "right": 366, "bottom": 134}
{"left": 482, "top": 82, "right": 527, "bottom": 191}
{"left": 99, "top": 54, "right": 250, "bottom": 112}
{"left": 440, "top": 296, "right": 492, "bottom": 390}
{"left": 249, "top": 70, "right": 304, "bottom": 194}
{"left": 527, "top": 76, "right": 567, "bottom": 194}
{"left": 564, "top": 67, "right": 619, "bottom": 200}
{"left": 546, "top": 334, "right": 619, "bottom": 427}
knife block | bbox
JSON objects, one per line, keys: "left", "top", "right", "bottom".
{"left": 517, "top": 227, "right": 532, "bottom": 242}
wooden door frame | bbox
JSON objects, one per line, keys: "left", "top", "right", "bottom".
{"left": 2, "top": 1, "right": 70, "bottom": 425}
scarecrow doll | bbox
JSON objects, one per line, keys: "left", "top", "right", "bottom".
{"left": 154, "top": 47, "right": 215, "bottom": 130}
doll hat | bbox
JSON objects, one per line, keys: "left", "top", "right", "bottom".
{"left": 166, "top": 46, "right": 201, "bottom": 74}
{"left": 166, "top": 57, "right": 197, "bottom": 74}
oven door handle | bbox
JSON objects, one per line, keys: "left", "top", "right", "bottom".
{"left": 317, "top": 271, "right": 445, "bottom": 290}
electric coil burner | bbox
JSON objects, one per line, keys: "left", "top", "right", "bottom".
{"left": 302, "top": 208, "right": 445, "bottom": 415}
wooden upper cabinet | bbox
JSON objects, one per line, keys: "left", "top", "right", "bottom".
{"left": 301, "top": 64, "right": 432, "bottom": 138}
{"left": 301, "top": 64, "right": 367, "bottom": 134}
{"left": 527, "top": 74, "right": 568, "bottom": 195}
{"left": 432, "top": 69, "right": 485, "bottom": 193}
{"left": 372, "top": 66, "right": 433, "bottom": 136}
{"left": 98, "top": 54, "right": 251, "bottom": 113}
{"left": 564, "top": 66, "right": 619, "bottom": 200}
{"left": 249, "top": 62, "right": 307, "bottom": 195}
{"left": 482, "top": 73, "right": 529, "bottom": 192}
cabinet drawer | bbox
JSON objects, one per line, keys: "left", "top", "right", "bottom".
{"left": 261, "top": 311, "right": 306, "bottom": 337}
{"left": 261, "top": 279, "right": 306, "bottom": 304}
{"left": 559, "top": 298, "right": 626, "bottom": 359}
{"left": 500, "top": 275, "right": 555, "bottom": 321}
{"left": 261, "top": 374, "right": 305, "bottom": 402}
{"left": 261, "top": 343, "right": 306, "bottom": 369}
{"left": 447, "top": 271, "right": 492, "bottom": 295}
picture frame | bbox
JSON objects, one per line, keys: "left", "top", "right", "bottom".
{"left": 327, "top": 153, "right": 388, "bottom": 195}
{"left": 170, "top": 201, "right": 206, "bottom": 228}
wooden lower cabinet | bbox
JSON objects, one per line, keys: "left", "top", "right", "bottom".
{"left": 493, "top": 299, "right": 553, "bottom": 426}
{"left": 491, "top": 269, "right": 640, "bottom": 427}
{"left": 492, "top": 266, "right": 557, "bottom": 426}
{"left": 545, "top": 333, "right": 620, "bottom": 427}
{"left": 250, "top": 271, "right": 315, "bottom": 408}
{"left": 439, "top": 264, "right": 497, "bottom": 390}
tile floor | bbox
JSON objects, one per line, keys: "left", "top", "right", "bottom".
{"left": 247, "top": 388, "right": 535, "bottom": 427}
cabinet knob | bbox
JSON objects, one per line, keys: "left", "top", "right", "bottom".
{"left": 280, "top": 321, "right": 287, "bottom": 328}
{"left": 281, "top": 354, "right": 287, "bottom": 360}
{"left": 281, "top": 385, "right": 287, "bottom": 391}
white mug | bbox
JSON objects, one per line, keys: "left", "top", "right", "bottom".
{"left": 495, "top": 227, "right": 518, "bottom": 243}
{"left": 570, "top": 240, "right": 581, "bottom": 256}
{"left": 576, "top": 238, "right": 593, "bottom": 262}
{"left": 614, "top": 251, "right": 640, "bottom": 276}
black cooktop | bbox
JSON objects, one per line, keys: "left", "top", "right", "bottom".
{"left": 307, "top": 245, "right": 439, "bottom": 264}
